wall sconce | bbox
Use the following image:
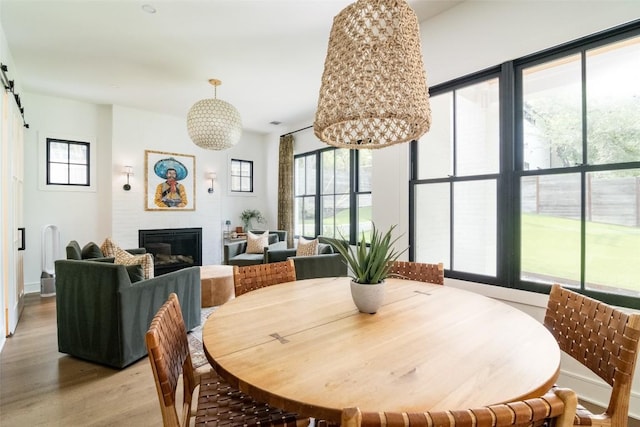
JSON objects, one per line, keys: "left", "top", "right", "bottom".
{"left": 123, "top": 166, "right": 133, "bottom": 191}
{"left": 207, "top": 172, "right": 217, "bottom": 194}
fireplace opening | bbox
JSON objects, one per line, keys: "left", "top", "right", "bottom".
{"left": 138, "top": 227, "right": 202, "bottom": 276}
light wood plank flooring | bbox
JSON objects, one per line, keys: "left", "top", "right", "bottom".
{"left": 1, "top": 293, "right": 161, "bottom": 426}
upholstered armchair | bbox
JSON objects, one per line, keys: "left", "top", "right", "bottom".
{"left": 223, "top": 230, "right": 287, "bottom": 266}
{"left": 55, "top": 259, "right": 201, "bottom": 369}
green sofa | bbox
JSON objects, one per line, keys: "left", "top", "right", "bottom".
{"left": 264, "top": 238, "right": 347, "bottom": 280}
{"left": 55, "top": 259, "right": 201, "bottom": 369}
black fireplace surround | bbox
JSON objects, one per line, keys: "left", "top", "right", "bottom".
{"left": 138, "top": 227, "right": 202, "bottom": 276}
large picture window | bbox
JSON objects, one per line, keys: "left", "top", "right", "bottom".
{"left": 295, "top": 147, "right": 372, "bottom": 243}
{"left": 411, "top": 22, "right": 640, "bottom": 308}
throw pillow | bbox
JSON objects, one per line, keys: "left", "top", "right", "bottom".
{"left": 125, "top": 264, "right": 145, "bottom": 283}
{"left": 100, "top": 237, "right": 118, "bottom": 257}
{"left": 296, "top": 237, "right": 319, "bottom": 256}
{"left": 245, "top": 230, "right": 269, "bottom": 254}
{"left": 114, "top": 246, "right": 154, "bottom": 279}
{"left": 66, "top": 240, "right": 82, "bottom": 260}
{"left": 81, "top": 242, "right": 103, "bottom": 259}
{"left": 317, "top": 243, "right": 333, "bottom": 254}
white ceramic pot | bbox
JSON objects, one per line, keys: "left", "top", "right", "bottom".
{"left": 350, "top": 280, "right": 385, "bottom": 314}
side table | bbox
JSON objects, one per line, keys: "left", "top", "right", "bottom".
{"left": 200, "top": 265, "right": 234, "bottom": 307}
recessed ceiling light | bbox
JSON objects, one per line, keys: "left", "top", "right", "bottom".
{"left": 270, "top": 121, "right": 282, "bottom": 126}
{"left": 141, "top": 4, "right": 156, "bottom": 14}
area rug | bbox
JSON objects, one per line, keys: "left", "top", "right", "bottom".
{"left": 188, "top": 306, "right": 216, "bottom": 369}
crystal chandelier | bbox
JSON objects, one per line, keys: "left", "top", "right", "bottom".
{"left": 187, "top": 79, "right": 242, "bottom": 150}
{"left": 314, "top": 0, "right": 431, "bottom": 149}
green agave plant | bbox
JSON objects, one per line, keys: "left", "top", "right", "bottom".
{"left": 327, "top": 223, "right": 407, "bottom": 284}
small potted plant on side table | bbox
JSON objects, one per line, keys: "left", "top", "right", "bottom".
{"left": 240, "top": 209, "right": 266, "bottom": 232}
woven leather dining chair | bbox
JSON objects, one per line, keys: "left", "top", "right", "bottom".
{"left": 234, "top": 259, "right": 297, "bottom": 297}
{"left": 388, "top": 261, "right": 444, "bottom": 285}
{"left": 544, "top": 284, "right": 640, "bottom": 427}
{"left": 340, "top": 388, "right": 577, "bottom": 427}
{"left": 146, "top": 293, "right": 306, "bottom": 427}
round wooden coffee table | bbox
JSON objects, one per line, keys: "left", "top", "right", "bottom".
{"left": 200, "top": 265, "right": 234, "bottom": 307}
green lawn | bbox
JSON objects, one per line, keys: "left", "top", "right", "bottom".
{"left": 521, "top": 213, "right": 640, "bottom": 293}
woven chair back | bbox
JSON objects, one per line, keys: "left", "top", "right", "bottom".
{"left": 146, "top": 293, "right": 196, "bottom": 426}
{"left": 544, "top": 284, "right": 640, "bottom": 426}
{"left": 234, "top": 259, "right": 297, "bottom": 297}
{"left": 388, "top": 261, "right": 444, "bottom": 285}
{"left": 147, "top": 293, "right": 305, "bottom": 427}
{"left": 341, "top": 388, "right": 577, "bottom": 427}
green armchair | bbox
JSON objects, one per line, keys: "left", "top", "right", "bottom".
{"left": 55, "top": 259, "right": 201, "bottom": 369}
{"left": 223, "top": 230, "right": 287, "bottom": 266}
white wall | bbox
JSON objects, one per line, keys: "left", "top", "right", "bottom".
{"left": 21, "top": 93, "right": 112, "bottom": 292}
{"left": 21, "top": 97, "right": 274, "bottom": 292}
{"left": 422, "top": 1, "right": 640, "bottom": 88}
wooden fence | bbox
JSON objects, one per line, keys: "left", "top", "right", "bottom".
{"left": 521, "top": 175, "right": 640, "bottom": 227}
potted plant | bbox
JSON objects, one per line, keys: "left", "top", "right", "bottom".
{"left": 327, "top": 223, "right": 406, "bottom": 314}
{"left": 239, "top": 209, "right": 265, "bottom": 232}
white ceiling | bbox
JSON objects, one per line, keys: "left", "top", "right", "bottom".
{"left": 0, "top": 0, "right": 462, "bottom": 135}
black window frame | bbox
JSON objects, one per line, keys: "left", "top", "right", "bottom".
{"left": 294, "top": 146, "right": 372, "bottom": 244}
{"left": 410, "top": 19, "right": 640, "bottom": 309}
{"left": 46, "top": 138, "right": 90, "bottom": 186}
{"left": 230, "top": 158, "right": 254, "bottom": 193}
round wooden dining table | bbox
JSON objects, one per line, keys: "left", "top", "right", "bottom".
{"left": 202, "top": 277, "right": 560, "bottom": 423}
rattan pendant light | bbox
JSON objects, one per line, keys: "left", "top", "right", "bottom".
{"left": 314, "top": 0, "right": 431, "bottom": 149}
{"left": 187, "top": 79, "right": 242, "bottom": 150}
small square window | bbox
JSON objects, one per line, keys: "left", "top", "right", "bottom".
{"left": 46, "top": 138, "right": 90, "bottom": 186}
{"left": 230, "top": 159, "right": 253, "bottom": 193}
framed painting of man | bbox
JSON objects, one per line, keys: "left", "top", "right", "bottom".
{"left": 144, "top": 150, "right": 196, "bottom": 211}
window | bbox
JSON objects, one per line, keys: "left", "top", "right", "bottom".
{"left": 414, "top": 76, "right": 500, "bottom": 277}
{"left": 411, "top": 22, "right": 640, "bottom": 308}
{"left": 517, "top": 32, "right": 640, "bottom": 304}
{"left": 230, "top": 159, "right": 253, "bottom": 193}
{"left": 294, "top": 147, "right": 372, "bottom": 243}
{"left": 46, "top": 138, "right": 90, "bottom": 186}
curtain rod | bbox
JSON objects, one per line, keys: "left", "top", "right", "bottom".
{"left": 280, "top": 125, "right": 312, "bottom": 138}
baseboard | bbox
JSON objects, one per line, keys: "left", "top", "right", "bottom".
{"left": 25, "top": 281, "right": 40, "bottom": 295}
{"left": 0, "top": 323, "right": 5, "bottom": 353}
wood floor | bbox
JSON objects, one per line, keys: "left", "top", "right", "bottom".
{"left": 0, "top": 293, "right": 162, "bottom": 426}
